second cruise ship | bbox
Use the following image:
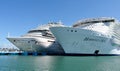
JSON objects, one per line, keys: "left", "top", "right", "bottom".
{"left": 7, "top": 22, "right": 65, "bottom": 54}
{"left": 50, "top": 17, "right": 120, "bottom": 55}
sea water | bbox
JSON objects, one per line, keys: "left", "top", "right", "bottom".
{"left": 0, "top": 55, "right": 120, "bottom": 71}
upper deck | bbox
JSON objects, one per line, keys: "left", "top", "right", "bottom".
{"left": 73, "top": 17, "right": 116, "bottom": 27}
{"left": 28, "top": 22, "right": 64, "bottom": 33}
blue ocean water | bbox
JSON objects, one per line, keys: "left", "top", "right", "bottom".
{"left": 0, "top": 55, "right": 120, "bottom": 71}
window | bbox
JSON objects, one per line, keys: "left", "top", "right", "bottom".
{"left": 13, "top": 40, "right": 16, "bottom": 42}
{"left": 28, "top": 41, "right": 30, "bottom": 43}
{"left": 71, "top": 30, "right": 73, "bottom": 32}
{"left": 75, "top": 30, "right": 77, "bottom": 32}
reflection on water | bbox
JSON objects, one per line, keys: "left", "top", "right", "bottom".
{"left": 0, "top": 56, "right": 120, "bottom": 71}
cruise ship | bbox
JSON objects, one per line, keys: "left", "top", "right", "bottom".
{"left": 7, "top": 22, "right": 65, "bottom": 54}
{"left": 50, "top": 17, "right": 120, "bottom": 55}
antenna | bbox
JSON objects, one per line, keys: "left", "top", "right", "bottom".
{"left": 58, "top": 20, "right": 62, "bottom": 24}
{"left": 7, "top": 32, "right": 10, "bottom": 37}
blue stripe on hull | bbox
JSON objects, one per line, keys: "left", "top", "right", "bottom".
{"left": 46, "top": 53, "right": 120, "bottom": 56}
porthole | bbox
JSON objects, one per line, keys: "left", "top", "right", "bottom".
{"left": 35, "top": 41, "right": 37, "bottom": 44}
{"left": 13, "top": 40, "right": 16, "bottom": 42}
{"left": 28, "top": 41, "right": 30, "bottom": 43}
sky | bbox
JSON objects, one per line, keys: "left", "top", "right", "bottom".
{"left": 0, "top": 0, "right": 120, "bottom": 48}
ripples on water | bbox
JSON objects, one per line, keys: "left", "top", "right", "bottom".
{"left": 0, "top": 55, "right": 120, "bottom": 71}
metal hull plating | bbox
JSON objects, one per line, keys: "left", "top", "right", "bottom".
{"left": 50, "top": 27, "right": 120, "bottom": 54}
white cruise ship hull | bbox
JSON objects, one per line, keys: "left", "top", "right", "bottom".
{"left": 7, "top": 37, "right": 40, "bottom": 52}
{"left": 50, "top": 27, "right": 120, "bottom": 55}
{"left": 7, "top": 37, "right": 64, "bottom": 53}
